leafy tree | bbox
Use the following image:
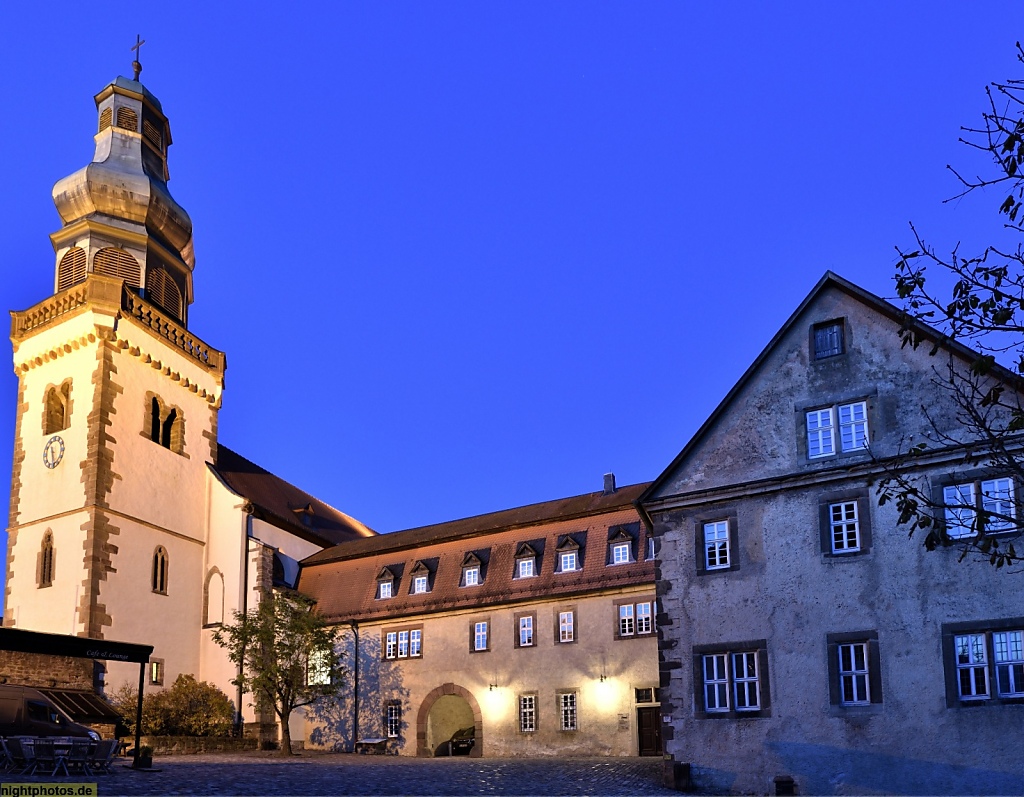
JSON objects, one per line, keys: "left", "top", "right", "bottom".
{"left": 109, "top": 674, "right": 234, "bottom": 736}
{"left": 881, "top": 43, "right": 1024, "bottom": 568}
{"left": 212, "top": 590, "right": 343, "bottom": 755}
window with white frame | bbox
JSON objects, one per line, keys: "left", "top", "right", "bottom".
{"left": 519, "top": 694, "right": 536, "bottom": 733}
{"left": 827, "top": 632, "right": 881, "bottom": 708}
{"left": 519, "top": 615, "right": 534, "bottom": 647}
{"left": 306, "top": 647, "right": 331, "bottom": 686}
{"left": 955, "top": 633, "right": 990, "bottom": 700}
{"left": 617, "top": 600, "right": 654, "bottom": 639}
{"left": 838, "top": 402, "right": 869, "bottom": 452}
{"left": 386, "top": 703, "right": 401, "bottom": 738}
{"left": 463, "top": 566, "right": 480, "bottom": 586}
{"left": 830, "top": 501, "right": 861, "bottom": 553}
{"left": 807, "top": 401, "right": 869, "bottom": 459}
{"left": 943, "top": 620, "right": 1024, "bottom": 705}
{"left": 378, "top": 580, "right": 393, "bottom": 599}
{"left": 517, "top": 557, "right": 535, "bottom": 578}
{"left": 703, "top": 521, "right": 730, "bottom": 570}
{"left": 837, "top": 643, "right": 871, "bottom": 705}
{"left": 694, "top": 642, "right": 770, "bottom": 718}
{"left": 412, "top": 575, "right": 429, "bottom": 594}
{"left": 612, "top": 541, "right": 631, "bottom": 564}
{"left": 559, "top": 551, "right": 578, "bottom": 572}
{"left": 647, "top": 536, "right": 655, "bottom": 561}
{"left": 473, "top": 621, "right": 488, "bottom": 652}
{"left": 702, "top": 653, "right": 760, "bottom": 712}
{"left": 943, "top": 477, "right": 1015, "bottom": 538}
{"left": 559, "top": 610, "right": 575, "bottom": 643}
{"left": 558, "top": 692, "right": 577, "bottom": 731}
{"left": 383, "top": 627, "right": 423, "bottom": 659}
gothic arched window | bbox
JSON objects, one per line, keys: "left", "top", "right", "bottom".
{"left": 152, "top": 546, "right": 168, "bottom": 594}
{"left": 43, "top": 382, "right": 71, "bottom": 435}
{"left": 147, "top": 394, "right": 185, "bottom": 454}
{"left": 38, "top": 531, "right": 55, "bottom": 588}
{"left": 204, "top": 568, "right": 224, "bottom": 626}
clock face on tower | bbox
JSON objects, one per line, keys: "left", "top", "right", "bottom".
{"left": 43, "top": 435, "right": 65, "bottom": 469}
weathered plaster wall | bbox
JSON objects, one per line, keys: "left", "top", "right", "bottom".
{"left": 649, "top": 285, "right": 1024, "bottom": 795}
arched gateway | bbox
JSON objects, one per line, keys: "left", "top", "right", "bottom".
{"left": 416, "top": 682, "right": 483, "bottom": 757}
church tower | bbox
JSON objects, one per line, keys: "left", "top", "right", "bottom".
{"left": 4, "top": 70, "right": 225, "bottom": 685}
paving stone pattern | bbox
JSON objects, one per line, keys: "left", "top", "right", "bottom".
{"left": 3, "top": 752, "right": 678, "bottom": 796}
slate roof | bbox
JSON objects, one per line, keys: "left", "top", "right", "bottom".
{"left": 298, "top": 482, "right": 653, "bottom": 623}
{"left": 211, "top": 445, "right": 376, "bottom": 546}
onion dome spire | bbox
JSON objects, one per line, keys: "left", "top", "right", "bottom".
{"left": 49, "top": 53, "right": 195, "bottom": 327}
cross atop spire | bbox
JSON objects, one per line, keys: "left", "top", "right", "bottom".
{"left": 131, "top": 35, "right": 146, "bottom": 81}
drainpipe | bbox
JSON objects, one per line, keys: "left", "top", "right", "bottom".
{"left": 341, "top": 620, "right": 359, "bottom": 752}
{"left": 235, "top": 509, "right": 253, "bottom": 734}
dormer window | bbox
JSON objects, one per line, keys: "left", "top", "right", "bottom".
{"left": 514, "top": 543, "right": 539, "bottom": 579}
{"left": 409, "top": 561, "right": 433, "bottom": 595}
{"left": 555, "top": 536, "right": 583, "bottom": 573}
{"left": 376, "top": 567, "right": 396, "bottom": 600}
{"left": 461, "top": 552, "right": 485, "bottom": 587}
{"left": 607, "top": 526, "right": 638, "bottom": 565}
{"left": 291, "top": 503, "right": 316, "bottom": 529}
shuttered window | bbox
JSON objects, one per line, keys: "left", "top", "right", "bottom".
{"left": 94, "top": 248, "right": 140, "bottom": 288}
{"left": 56, "top": 247, "right": 87, "bottom": 292}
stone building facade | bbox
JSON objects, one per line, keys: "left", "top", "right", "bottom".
{"left": 639, "top": 273, "right": 1024, "bottom": 795}
{"left": 297, "top": 480, "right": 660, "bottom": 757}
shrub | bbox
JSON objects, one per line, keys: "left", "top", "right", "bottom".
{"left": 109, "top": 674, "right": 234, "bottom": 736}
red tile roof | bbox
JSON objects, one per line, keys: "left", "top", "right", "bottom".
{"left": 297, "top": 483, "right": 653, "bottom": 623}
{"left": 212, "top": 445, "right": 376, "bottom": 546}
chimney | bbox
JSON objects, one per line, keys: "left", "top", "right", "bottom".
{"left": 603, "top": 473, "right": 616, "bottom": 495}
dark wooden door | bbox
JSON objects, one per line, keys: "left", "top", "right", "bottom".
{"left": 636, "top": 706, "right": 662, "bottom": 756}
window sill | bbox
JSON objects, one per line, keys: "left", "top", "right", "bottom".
{"left": 828, "top": 704, "right": 883, "bottom": 719}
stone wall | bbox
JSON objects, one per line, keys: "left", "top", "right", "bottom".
{"left": 140, "top": 735, "right": 258, "bottom": 755}
{"left": 0, "top": 650, "right": 93, "bottom": 689}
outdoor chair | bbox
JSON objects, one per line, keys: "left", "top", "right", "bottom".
{"left": 32, "top": 738, "right": 68, "bottom": 777}
{"left": 0, "top": 739, "right": 15, "bottom": 773}
{"left": 5, "top": 737, "right": 36, "bottom": 775}
{"left": 66, "top": 739, "right": 93, "bottom": 775}
{"left": 89, "top": 739, "right": 118, "bottom": 775}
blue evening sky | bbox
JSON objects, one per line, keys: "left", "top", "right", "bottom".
{"left": 1, "top": 4, "right": 1022, "bottom": 594}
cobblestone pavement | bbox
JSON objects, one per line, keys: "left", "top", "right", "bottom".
{"left": 2, "top": 752, "right": 677, "bottom": 796}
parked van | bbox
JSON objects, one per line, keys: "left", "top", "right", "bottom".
{"left": 0, "top": 686, "right": 100, "bottom": 739}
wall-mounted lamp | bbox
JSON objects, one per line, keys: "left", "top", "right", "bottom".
{"left": 489, "top": 682, "right": 498, "bottom": 692}
{"left": 599, "top": 674, "right": 606, "bottom": 683}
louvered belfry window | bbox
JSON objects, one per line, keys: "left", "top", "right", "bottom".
{"left": 98, "top": 107, "right": 112, "bottom": 132}
{"left": 94, "top": 248, "right": 140, "bottom": 287}
{"left": 146, "top": 266, "right": 183, "bottom": 319}
{"left": 143, "top": 119, "right": 163, "bottom": 151}
{"left": 115, "top": 106, "right": 138, "bottom": 132}
{"left": 56, "top": 247, "right": 87, "bottom": 292}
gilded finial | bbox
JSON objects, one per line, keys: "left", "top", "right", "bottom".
{"left": 131, "top": 34, "right": 146, "bottom": 81}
